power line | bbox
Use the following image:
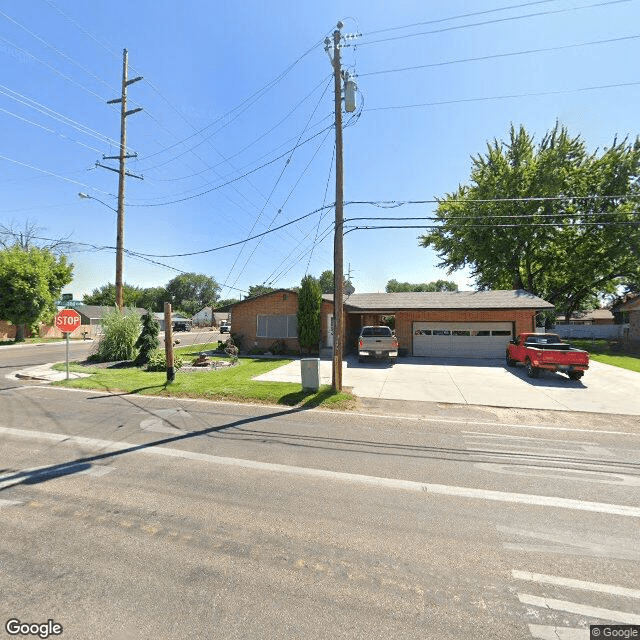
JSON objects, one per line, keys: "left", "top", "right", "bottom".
{"left": 125, "top": 203, "right": 335, "bottom": 258}
{"left": 366, "top": 80, "right": 640, "bottom": 111}
{"left": 0, "top": 154, "right": 115, "bottom": 196}
{"left": 359, "top": 34, "right": 640, "bottom": 77}
{"left": 355, "top": 0, "right": 630, "bottom": 47}
{"left": 127, "top": 125, "right": 334, "bottom": 208}
{"left": 134, "top": 38, "right": 327, "bottom": 165}
{"left": 361, "top": 0, "right": 561, "bottom": 36}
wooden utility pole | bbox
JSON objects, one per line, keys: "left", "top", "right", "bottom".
{"left": 328, "top": 23, "right": 345, "bottom": 392}
{"left": 164, "top": 302, "right": 175, "bottom": 383}
{"left": 99, "top": 49, "right": 143, "bottom": 310}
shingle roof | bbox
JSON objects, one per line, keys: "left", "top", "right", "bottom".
{"left": 77, "top": 305, "right": 148, "bottom": 319}
{"left": 618, "top": 295, "right": 640, "bottom": 311}
{"left": 341, "top": 289, "right": 553, "bottom": 311}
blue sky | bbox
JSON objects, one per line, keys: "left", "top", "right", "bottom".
{"left": 1, "top": 0, "right": 639, "bottom": 300}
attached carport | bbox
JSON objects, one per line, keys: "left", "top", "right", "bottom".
{"left": 343, "top": 290, "right": 553, "bottom": 358}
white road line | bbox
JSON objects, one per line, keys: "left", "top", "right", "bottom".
{"left": 0, "top": 499, "right": 23, "bottom": 508}
{"left": 528, "top": 624, "right": 586, "bottom": 640}
{"left": 513, "top": 570, "right": 640, "bottom": 599}
{"left": 2, "top": 425, "right": 640, "bottom": 518}
{"left": 518, "top": 594, "right": 640, "bottom": 624}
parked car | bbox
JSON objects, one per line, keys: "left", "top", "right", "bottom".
{"left": 173, "top": 321, "right": 191, "bottom": 332}
{"left": 219, "top": 323, "right": 230, "bottom": 334}
{"left": 506, "top": 333, "right": 589, "bottom": 380}
{"left": 358, "top": 326, "right": 398, "bottom": 363}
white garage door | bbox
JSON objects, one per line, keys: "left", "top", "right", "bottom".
{"left": 413, "top": 322, "right": 513, "bottom": 358}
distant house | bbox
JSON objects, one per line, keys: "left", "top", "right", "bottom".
{"left": 76, "top": 305, "right": 148, "bottom": 326}
{"left": 152, "top": 312, "right": 192, "bottom": 332}
{"left": 617, "top": 296, "right": 640, "bottom": 347}
{"left": 192, "top": 306, "right": 229, "bottom": 327}
{"left": 555, "top": 309, "right": 615, "bottom": 325}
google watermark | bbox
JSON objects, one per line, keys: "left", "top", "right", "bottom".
{"left": 5, "top": 619, "right": 63, "bottom": 639}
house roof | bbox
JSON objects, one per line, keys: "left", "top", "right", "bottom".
{"left": 570, "top": 309, "right": 615, "bottom": 321}
{"left": 76, "top": 305, "right": 148, "bottom": 319}
{"left": 618, "top": 295, "right": 640, "bottom": 311}
{"left": 231, "top": 289, "right": 552, "bottom": 311}
{"left": 340, "top": 289, "right": 553, "bottom": 311}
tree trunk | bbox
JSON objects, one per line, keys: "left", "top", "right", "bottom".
{"left": 15, "top": 324, "right": 26, "bottom": 342}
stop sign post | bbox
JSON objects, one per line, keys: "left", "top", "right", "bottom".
{"left": 55, "top": 309, "right": 82, "bottom": 380}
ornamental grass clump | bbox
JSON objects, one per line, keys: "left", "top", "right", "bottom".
{"left": 94, "top": 308, "right": 142, "bottom": 362}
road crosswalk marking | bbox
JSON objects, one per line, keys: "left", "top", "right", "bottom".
{"left": 513, "top": 570, "right": 640, "bottom": 599}
{"left": 518, "top": 593, "right": 640, "bottom": 624}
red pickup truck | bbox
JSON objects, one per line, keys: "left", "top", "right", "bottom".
{"left": 506, "top": 333, "right": 589, "bottom": 381}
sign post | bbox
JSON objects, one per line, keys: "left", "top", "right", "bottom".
{"left": 55, "top": 310, "right": 82, "bottom": 379}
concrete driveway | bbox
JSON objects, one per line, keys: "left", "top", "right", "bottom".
{"left": 254, "top": 356, "right": 640, "bottom": 415}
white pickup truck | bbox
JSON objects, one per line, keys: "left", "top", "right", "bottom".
{"left": 358, "top": 326, "right": 398, "bottom": 364}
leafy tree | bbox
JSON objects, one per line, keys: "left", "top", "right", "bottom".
{"left": 297, "top": 275, "right": 322, "bottom": 353}
{"left": 138, "top": 286, "right": 166, "bottom": 312}
{"left": 246, "top": 284, "right": 275, "bottom": 298}
{"left": 214, "top": 298, "right": 240, "bottom": 308}
{"left": 0, "top": 246, "right": 73, "bottom": 340}
{"left": 385, "top": 279, "right": 458, "bottom": 293}
{"left": 83, "top": 283, "right": 144, "bottom": 307}
{"left": 165, "top": 273, "right": 220, "bottom": 316}
{"left": 93, "top": 309, "right": 141, "bottom": 362}
{"left": 420, "top": 123, "right": 640, "bottom": 320}
{"left": 134, "top": 310, "right": 160, "bottom": 365}
{"left": 317, "top": 269, "right": 354, "bottom": 294}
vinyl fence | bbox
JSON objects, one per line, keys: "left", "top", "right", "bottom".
{"left": 551, "top": 324, "right": 629, "bottom": 340}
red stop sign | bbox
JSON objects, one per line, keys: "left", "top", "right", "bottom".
{"left": 55, "top": 309, "right": 82, "bottom": 333}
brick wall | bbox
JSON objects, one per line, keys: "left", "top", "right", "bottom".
{"left": 628, "top": 310, "right": 640, "bottom": 348}
{"left": 0, "top": 321, "right": 17, "bottom": 340}
{"left": 395, "top": 309, "right": 536, "bottom": 355}
{"left": 230, "top": 291, "right": 333, "bottom": 352}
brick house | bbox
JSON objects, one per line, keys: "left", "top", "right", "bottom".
{"left": 230, "top": 288, "right": 553, "bottom": 357}
{"left": 229, "top": 289, "right": 334, "bottom": 353}
{"left": 617, "top": 296, "right": 640, "bottom": 348}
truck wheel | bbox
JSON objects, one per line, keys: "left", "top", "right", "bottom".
{"left": 568, "top": 372, "right": 583, "bottom": 381}
{"left": 525, "top": 359, "right": 539, "bottom": 378}
{"left": 505, "top": 352, "right": 516, "bottom": 367}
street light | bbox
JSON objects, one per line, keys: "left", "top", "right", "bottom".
{"left": 78, "top": 192, "right": 118, "bottom": 213}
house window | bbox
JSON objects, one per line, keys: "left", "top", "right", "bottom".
{"left": 257, "top": 314, "right": 298, "bottom": 338}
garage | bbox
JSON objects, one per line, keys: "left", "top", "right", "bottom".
{"left": 413, "top": 321, "right": 513, "bottom": 358}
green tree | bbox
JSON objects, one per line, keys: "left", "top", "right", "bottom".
{"left": 385, "top": 279, "right": 458, "bottom": 292}
{"left": 165, "top": 273, "right": 220, "bottom": 316}
{"left": 83, "top": 283, "right": 144, "bottom": 307}
{"left": 317, "top": 270, "right": 354, "bottom": 294}
{"left": 420, "top": 123, "right": 640, "bottom": 320}
{"left": 215, "top": 298, "right": 240, "bottom": 308}
{"left": 0, "top": 246, "right": 73, "bottom": 340}
{"left": 138, "top": 286, "right": 166, "bottom": 312}
{"left": 134, "top": 310, "right": 160, "bottom": 365}
{"left": 246, "top": 284, "right": 275, "bottom": 298}
{"left": 297, "top": 275, "right": 322, "bottom": 353}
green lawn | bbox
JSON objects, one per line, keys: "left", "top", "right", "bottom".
{"left": 0, "top": 337, "right": 67, "bottom": 346}
{"left": 570, "top": 339, "right": 640, "bottom": 374}
{"left": 52, "top": 343, "right": 354, "bottom": 410}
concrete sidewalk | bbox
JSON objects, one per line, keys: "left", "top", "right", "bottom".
{"left": 6, "top": 363, "right": 90, "bottom": 382}
{"left": 253, "top": 356, "right": 640, "bottom": 416}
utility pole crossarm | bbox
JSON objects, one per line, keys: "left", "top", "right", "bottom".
{"left": 96, "top": 48, "right": 143, "bottom": 310}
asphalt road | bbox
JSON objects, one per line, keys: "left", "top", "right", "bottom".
{"left": 1, "top": 377, "right": 638, "bottom": 639}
